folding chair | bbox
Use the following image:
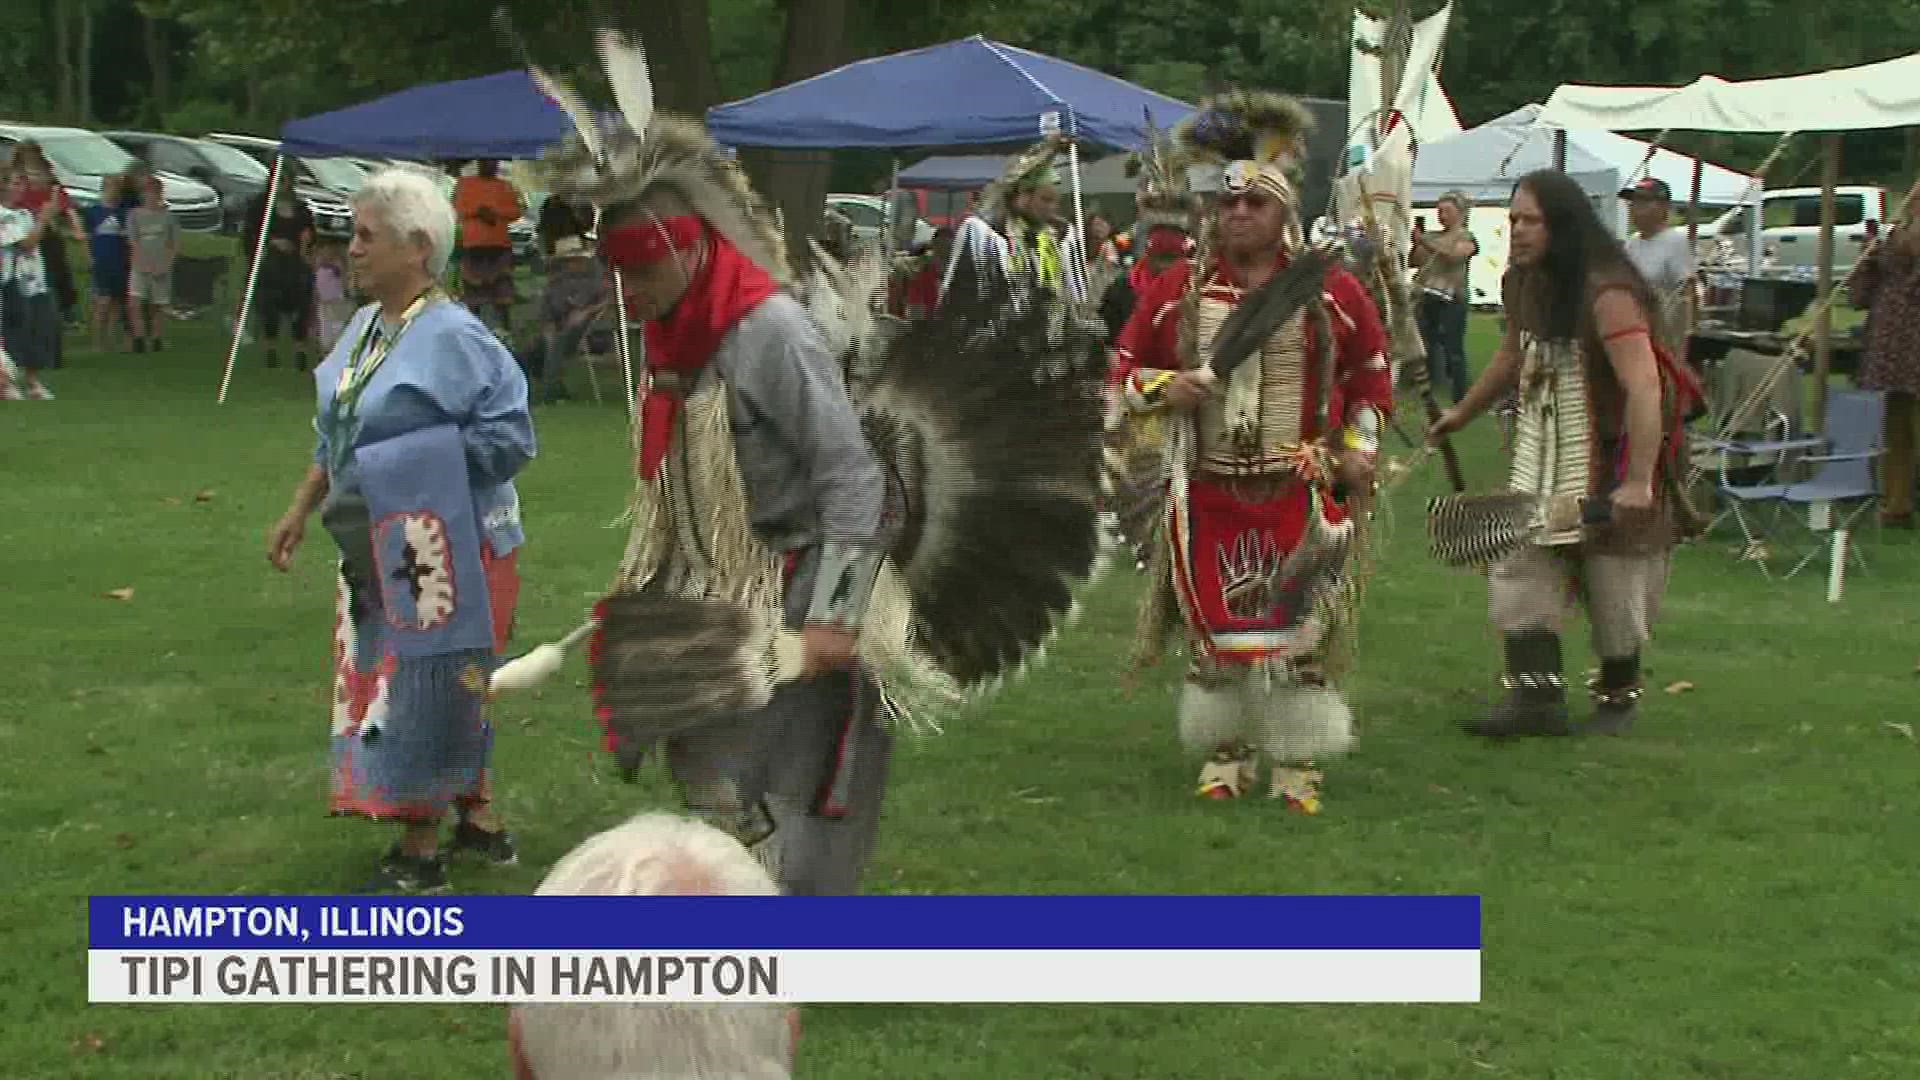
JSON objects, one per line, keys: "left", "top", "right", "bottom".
{"left": 169, "top": 255, "right": 230, "bottom": 321}
{"left": 1694, "top": 349, "right": 1807, "bottom": 568}
{"left": 1775, "top": 389, "right": 1883, "bottom": 598}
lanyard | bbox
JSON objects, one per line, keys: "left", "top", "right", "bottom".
{"left": 325, "top": 289, "right": 442, "bottom": 471}
{"left": 335, "top": 289, "right": 440, "bottom": 414}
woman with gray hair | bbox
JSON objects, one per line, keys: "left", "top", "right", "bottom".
{"left": 264, "top": 168, "right": 537, "bottom": 893}
{"left": 509, "top": 813, "right": 798, "bottom": 1080}
{"left": 1410, "top": 190, "right": 1479, "bottom": 403}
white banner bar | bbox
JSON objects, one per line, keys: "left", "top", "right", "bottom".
{"left": 89, "top": 949, "right": 1478, "bottom": 1004}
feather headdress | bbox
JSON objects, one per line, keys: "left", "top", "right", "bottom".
{"left": 530, "top": 30, "right": 790, "bottom": 284}
{"left": 974, "top": 133, "right": 1070, "bottom": 223}
{"left": 1173, "top": 90, "right": 1314, "bottom": 205}
{"left": 1129, "top": 110, "right": 1196, "bottom": 233}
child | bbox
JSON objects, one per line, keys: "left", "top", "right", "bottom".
{"left": 82, "top": 174, "right": 131, "bottom": 351}
{"left": 125, "top": 177, "right": 179, "bottom": 353}
{"left": 311, "top": 239, "right": 353, "bottom": 351}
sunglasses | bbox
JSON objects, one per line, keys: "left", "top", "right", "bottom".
{"left": 1218, "top": 191, "right": 1277, "bottom": 211}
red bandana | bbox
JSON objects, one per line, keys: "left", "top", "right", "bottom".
{"left": 1128, "top": 227, "right": 1192, "bottom": 292}
{"left": 602, "top": 215, "right": 780, "bottom": 481}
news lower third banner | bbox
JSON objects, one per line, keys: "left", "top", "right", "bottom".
{"left": 89, "top": 895, "right": 1481, "bottom": 1004}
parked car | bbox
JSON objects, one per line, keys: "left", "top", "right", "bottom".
{"left": 0, "top": 123, "right": 223, "bottom": 232}
{"left": 103, "top": 131, "right": 263, "bottom": 233}
{"left": 1701, "top": 185, "right": 1890, "bottom": 276}
{"left": 198, "top": 132, "right": 376, "bottom": 240}
{"left": 202, "top": 133, "right": 368, "bottom": 197}
{"left": 826, "top": 193, "right": 933, "bottom": 256}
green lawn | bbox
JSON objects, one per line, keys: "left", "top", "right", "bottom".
{"left": 5, "top": 306, "right": 1920, "bottom": 1079}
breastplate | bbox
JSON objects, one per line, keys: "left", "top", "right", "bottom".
{"left": 1508, "top": 336, "right": 1594, "bottom": 545}
{"left": 1194, "top": 289, "right": 1309, "bottom": 475}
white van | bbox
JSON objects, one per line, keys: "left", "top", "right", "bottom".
{"left": 1701, "top": 185, "right": 1890, "bottom": 275}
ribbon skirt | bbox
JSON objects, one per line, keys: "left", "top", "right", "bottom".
{"left": 328, "top": 547, "right": 519, "bottom": 824}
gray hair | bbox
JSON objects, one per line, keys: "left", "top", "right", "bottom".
{"left": 1437, "top": 190, "right": 1473, "bottom": 213}
{"left": 351, "top": 167, "right": 456, "bottom": 278}
{"left": 512, "top": 814, "right": 793, "bottom": 1080}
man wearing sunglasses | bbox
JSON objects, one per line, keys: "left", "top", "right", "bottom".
{"left": 1112, "top": 91, "right": 1393, "bottom": 812}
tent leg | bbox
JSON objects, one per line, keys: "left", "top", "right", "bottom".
{"left": 1813, "top": 134, "right": 1839, "bottom": 433}
{"left": 219, "top": 153, "right": 282, "bottom": 404}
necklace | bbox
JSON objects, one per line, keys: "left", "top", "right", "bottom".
{"left": 335, "top": 287, "right": 442, "bottom": 407}
{"left": 324, "top": 287, "right": 444, "bottom": 474}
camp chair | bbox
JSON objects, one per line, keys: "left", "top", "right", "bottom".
{"left": 1694, "top": 349, "right": 1806, "bottom": 561}
{"left": 170, "top": 255, "right": 229, "bottom": 320}
{"left": 1774, "top": 388, "right": 1883, "bottom": 597}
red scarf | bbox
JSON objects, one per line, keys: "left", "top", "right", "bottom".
{"left": 604, "top": 216, "right": 780, "bottom": 480}
{"left": 1127, "top": 228, "right": 1192, "bottom": 293}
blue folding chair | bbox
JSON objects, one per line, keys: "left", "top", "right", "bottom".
{"left": 1776, "top": 388, "right": 1884, "bottom": 584}
{"left": 1705, "top": 388, "right": 1882, "bottom": 583}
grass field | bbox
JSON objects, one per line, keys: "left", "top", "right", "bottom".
{"left": 6, "top": 297, "right": 1920, "bottom": 1079}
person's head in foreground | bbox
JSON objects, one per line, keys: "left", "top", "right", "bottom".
{"left": 509, "top": 813, "right": 797, "bottom": 1080}
{"left": 349, "top": 168, "right": 456, "bottom": 310}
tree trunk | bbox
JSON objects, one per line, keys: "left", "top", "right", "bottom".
{"left": 746, "top": 0, "right": 852, "bottom": 272}
{"left": 632, "top": 0, "right": 722, "bottom": 114}
{"left": 144, "top": 8, "right": 172, "bottom": 122}
{"left": 50, "top": 0, "right": 75, "bottom": 121}
{"left": 78, "top": 0, "right": 94, "bottom": 124}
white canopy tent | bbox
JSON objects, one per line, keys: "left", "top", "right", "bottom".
{"left": 1411, "top": 105, "right": 1762, "bottom": 303}
{"left": 1538, "top": 51, "right": 1920, "bottom": 134}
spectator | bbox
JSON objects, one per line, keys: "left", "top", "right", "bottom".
{"left": 509, "top": 814, "right": 798, "bottom": 1080}
{"left": 311, "top": 237, "right": 354, "bottom": 352}
{"left": 1409, "top": 191, "right": 1479, "bottom": 404}
{"left": 0, "top": 168, "right": 63, "bottom": 399}
{"left": 83, "top": 173, "right": 132, "bottom": 351}
{"left": 892, "top": 226, "right": 952, "bottom": 320}
{"left": 245, "top": 169, "right": 316, "bottom": 371}
{"left": 126, "top": 176, "right": 179, "bottom": 353}
{"left": 1619, "top": 178, "right": 1697, "bottom": 361}
{"left": 532, "top": 197, "right": 610, "bottom": 404}
{"left": 1845, "top": 176, "right": 1920, "bottom": 528}
{"left": 453, "top": 159, "right": 524, "bottom": 335}
{"left": 7, "top": 142, "right": 83, "bottom": 328}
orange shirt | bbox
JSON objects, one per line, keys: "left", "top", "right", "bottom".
{"left": 453, "top": 175, "right": 522, "bottom": 250}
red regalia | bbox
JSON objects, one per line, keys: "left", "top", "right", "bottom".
{"left": 1115, "top": 91, "right": 1394, "bottom": 810}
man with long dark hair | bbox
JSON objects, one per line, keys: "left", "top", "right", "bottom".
{"left": 1429, "top": 169, "right": 1701, "bottom": 738}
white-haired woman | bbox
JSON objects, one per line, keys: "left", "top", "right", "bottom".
{"left": 265, "top": 168, "right": 537, "bottom": 893}
{"left": 510, "top": 814, "right": 798, "bottom": 1080}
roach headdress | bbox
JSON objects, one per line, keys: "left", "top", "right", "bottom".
{"left": 1173, "top": 90, "right": 1315, "bottom": 211}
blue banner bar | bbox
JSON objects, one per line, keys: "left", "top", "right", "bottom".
{"left": 90, "top": 896, "right": 1480, "bottom": 951}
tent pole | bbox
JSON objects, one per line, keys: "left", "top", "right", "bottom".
{"left": 1552, "top": 129, "right": 1567, "bottom": 172}
{"left": 1687, "top": 157, "right": 1703, "bottom": 338}
{"left": 219, "top": 153, "right": 283, "bottom": 404}
{"left": 1066, "top": 118, "right": 1088, "bottom": 306}
{"left": 884, "top": 157, "right": 900, "bottom": 308}
{"left": 1813, "top": 133, "right": 1839, "bottom": 433}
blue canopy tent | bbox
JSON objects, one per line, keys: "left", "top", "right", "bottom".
{"left": 896, "top": 155, "right": 1011, "bottom": 190}
{"left": 222, "top": 72, "right": 577, "bottom": 403}
{"left": 279, "top": 70, "right": 573, "bottom": 160}
{"left": 706, "top": 35, "right": 1192, "bottom": 151}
